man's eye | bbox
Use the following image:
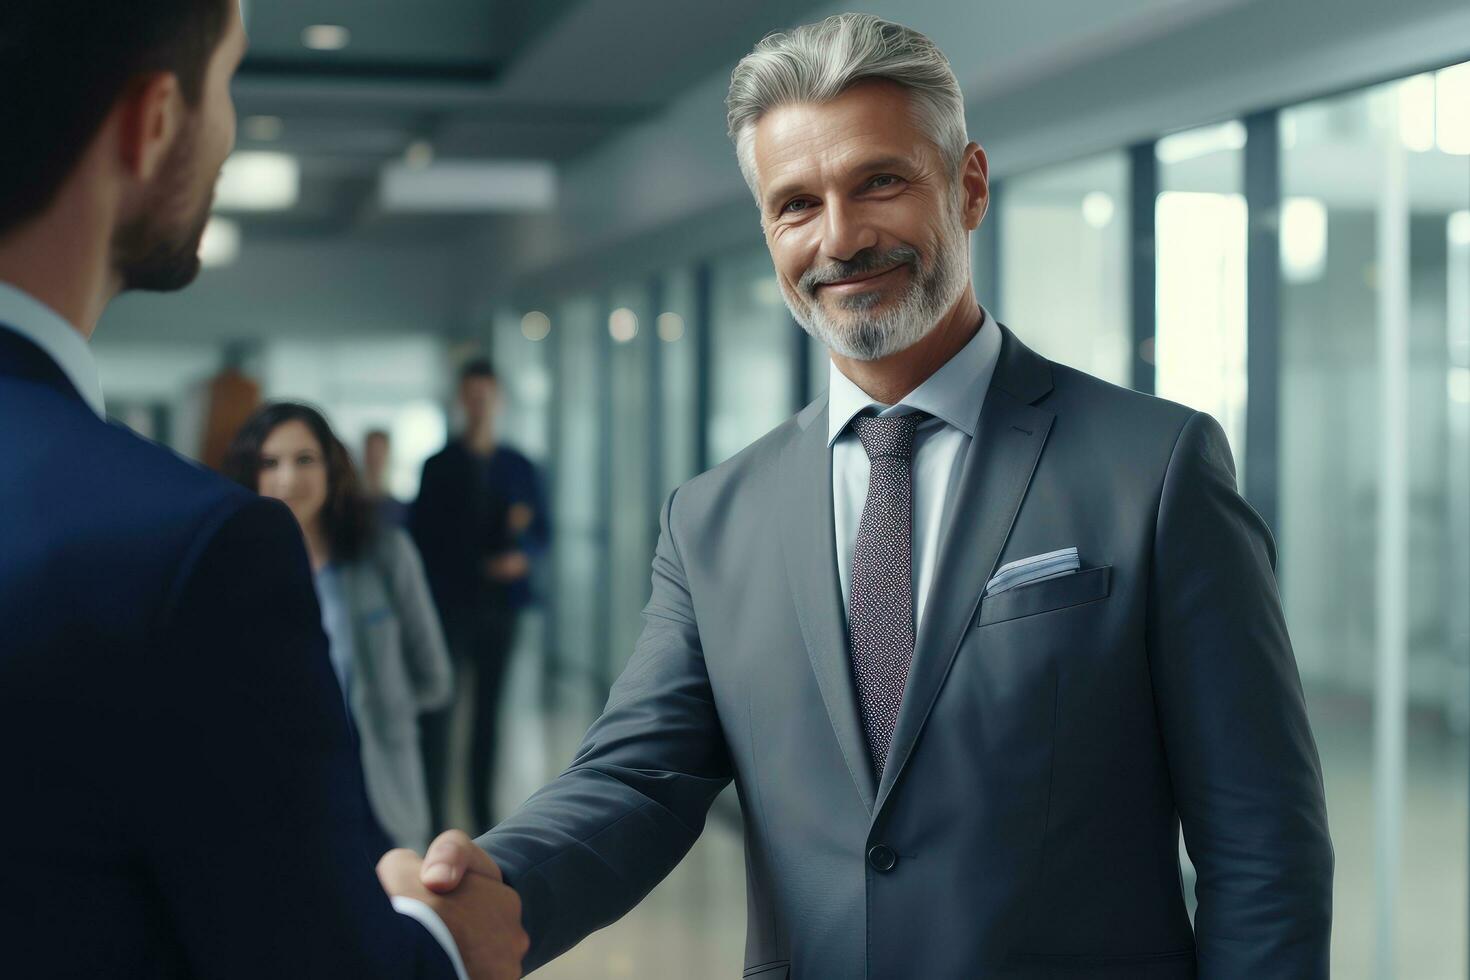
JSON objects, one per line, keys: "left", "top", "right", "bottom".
{"left": 869, "top": 175, "right": 900, "bottom": 188}
{"left": 783, "top": 198, "right": 813, "bottom": 214}
{"left": 260, "top": 459, "right": 278, "bottom": 470}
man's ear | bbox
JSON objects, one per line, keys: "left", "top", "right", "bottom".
{"left": 115, "top": 72, "right": 184, "bottom": 183}
{"left": 959, "top": 142, "right": 990, "bottom": 231}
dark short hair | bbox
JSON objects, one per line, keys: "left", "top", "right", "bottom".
{"left": 0, "top": 0, "right": 232, "bottom": 235}
{"left": 459, "top": 357, "right": 498, "bottom": 385}
{"left": 221, "top": 402, "right": 377, "bottom": 564}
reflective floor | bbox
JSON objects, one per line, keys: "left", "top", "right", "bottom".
{"left": 453, "top": 620, "right": 1467, "bottom": 978}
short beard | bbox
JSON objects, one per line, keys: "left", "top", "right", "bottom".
{"left": 779, "top": 195, "right": 970, "bottom": 363}
{"left": 112, "top": 117, "right": 211, "bottom": 293}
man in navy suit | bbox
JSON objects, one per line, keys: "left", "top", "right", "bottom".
{"left": 0, "top": 2, "right": 526, "bottom": 977}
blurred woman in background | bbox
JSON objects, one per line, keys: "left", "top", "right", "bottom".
{"left": 223, "top": 402, "right": 453, "bottom": 852}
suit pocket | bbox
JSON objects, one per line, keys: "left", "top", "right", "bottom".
{"left": 742, "top": 961, "right": 790, "bottom": 979}
{"left": 974, "top": 565, "right": 1111, "bottom": 628}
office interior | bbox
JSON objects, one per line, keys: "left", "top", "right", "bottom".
{"left": 91, "top": 0, "right": 1469, "bottom": 976}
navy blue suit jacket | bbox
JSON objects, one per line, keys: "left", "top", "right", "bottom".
{"left": 0, "top": 325, "right": 456, "bottom": 979}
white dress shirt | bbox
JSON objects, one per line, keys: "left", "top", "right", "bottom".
{"left": 0, "top": 281, "right": 106, "bottom": 417}
{"left": 828, "top": 308, "right": 1003, "bottom": 632}
{"left": 0, "top": 280, "right": 469, "bottom": 980}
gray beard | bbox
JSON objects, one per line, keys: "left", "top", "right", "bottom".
{"left": 781, "top": 214, "right": 970, "bottom": 363}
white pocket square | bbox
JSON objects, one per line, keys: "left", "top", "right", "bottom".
{"left": 984, "top": 547, "right": 1081, "bottom": 597}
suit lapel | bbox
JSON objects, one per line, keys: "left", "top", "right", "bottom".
{"left": 778, "top": 392, "right": 879, "bottom": 813}
{"left": 874, "top": 324, "right": 1056, "bottom": 817}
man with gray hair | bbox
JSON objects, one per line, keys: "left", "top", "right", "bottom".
{"left": 420, "top": 14, "right": 1333, "bottom": 977}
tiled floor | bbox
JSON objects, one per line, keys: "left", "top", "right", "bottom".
{"left": 446, "top": 622, "right": 1468, "bottom": 978}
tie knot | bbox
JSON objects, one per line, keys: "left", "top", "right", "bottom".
{"left": 851, "top": 411, "right": 925, "bottom": 461}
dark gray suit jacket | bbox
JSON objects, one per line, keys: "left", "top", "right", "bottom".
{"left": 481, "top": 324, "right": 1332, "bottom": 978}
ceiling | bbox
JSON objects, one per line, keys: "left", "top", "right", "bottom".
{"left": 229, "top": 0, "right": 830, "bottom": 241}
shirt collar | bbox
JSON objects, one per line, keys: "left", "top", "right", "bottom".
{"left": 826, "top": 306, "right": 1002, "bottom": 447}
{"left": 0, "top": 281, "right": 106, "bottom": 418}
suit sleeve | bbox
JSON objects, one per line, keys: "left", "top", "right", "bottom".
{"left": 1148, "top": 411, "right": 1333, "bottom": 978}
{"left": 477, "top": 488, "right": 731, "bottom": 972}
{"left": 381, "top": 527, "right": 454, "bottom": 712}
{"left": 138, "top": 496, "right": 456, "bottom": 980}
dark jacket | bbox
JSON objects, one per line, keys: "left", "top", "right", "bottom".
{"left": 410, "top": 440, "right": 548, "bottom": 625}
{"left": 0, "top": 324, "right": 456, "bottom": 979}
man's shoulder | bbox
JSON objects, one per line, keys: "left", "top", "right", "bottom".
{"left": 1045, "top": 360, "right": 1197, "bottom": 445}
{"left": 0, "top": 394, "right": 267, "bottom": 643}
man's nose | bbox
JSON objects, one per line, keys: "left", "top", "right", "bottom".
{"left": 820, "top": 198, "right": 878, "bottom": 264}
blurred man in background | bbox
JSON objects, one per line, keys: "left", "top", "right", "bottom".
{"left": 0, "top": 1, "right": 524, "bottom": 975}
{"left": 412, "top": 358, "right": 549, "bottom": 833}
{"left": 364, "top": 427, "right": 411, "bottom": 527}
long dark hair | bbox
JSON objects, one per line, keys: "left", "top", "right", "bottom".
{"left": 222, "top": 401, "right": 376, "bottom": 563}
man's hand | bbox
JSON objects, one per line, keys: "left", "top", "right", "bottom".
{"left": 419, "top": 828, "right": 503, "bottom": 894}
{"left": 377, "top": 832, "right": 528, "bottom": 980}
{"left": 484, "top": 552, "right": 530, "bottom": 583}
{"left": 506, "top": 503, "right": 534, "bottom": 535}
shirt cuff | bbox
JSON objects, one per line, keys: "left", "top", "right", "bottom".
{"left": 392, "top": 896, "right": 471, "bottom": 980}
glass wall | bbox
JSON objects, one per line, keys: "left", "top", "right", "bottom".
{"left": 708, "top": 245, "right": 796, "bottom": 464}
{"left": 658, "top": 268, "right": 701, "bottom": 496}
{"left": 1279, "top": 66, "right": 1470, "bottom": 979}
{"left": 549, "top": 296, "right": 606, "bottom": 684}
{"left": 998, "top": 151, "right": 1131, "bottom": 385}
{"left": 1154, "top": 121, "right": 1250, "bottom": 473}
{"left": 607, "top": 284, "right": 657, "bottom": 676}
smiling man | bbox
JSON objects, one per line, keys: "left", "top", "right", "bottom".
{"left": 422, "top": 14, "right": 1333, "bottom": 978}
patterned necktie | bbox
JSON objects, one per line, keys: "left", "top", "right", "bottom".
{"left": 847, "top": 411, "right": 925, "bottom": 779}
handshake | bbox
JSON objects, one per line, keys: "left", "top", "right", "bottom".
{"left": 377, "top": 830, "right": 529, "bottom": 980}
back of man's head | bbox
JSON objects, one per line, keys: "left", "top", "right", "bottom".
{"left": 0, "top": 0, "right": 232, "bottom": 237}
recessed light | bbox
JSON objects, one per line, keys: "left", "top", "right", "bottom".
{"left": 214, "top": 152, "right": 300, "bottom": 211}
{"left": 521, "top": 312, "right": 551, "bottom": 342}
{"left": 199, "top": 218, "right": 241, "bottom": 268}
{"left": 302, "top": 24, "right": 350, "bottom": 51}
{"left": 608, "top": 308, "right": 638, "bottom": 343}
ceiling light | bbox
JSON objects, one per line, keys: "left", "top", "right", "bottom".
{"left": 1081, "top": 191, "right": 1115, "bottom": 229}
{"left": 198, "top": 217, "right": 240, "bottom": 268}
{"left": 379, "top": 160, "right": 555, "bottom": 213}
{"left": 1449, "top": 210, "right": 1470, "bottom": 247}
{"left": 608, "top": 308, "right": 638, "bottom": 343}
{"left": 521, "top": 311, "right": 551, "bottom": 342}
{"left": 1436, "top": 63, "right": 1470, "bottom": 155}
{"left": 1280, "top": 197, "right": 1328, "bottom": 283}
{"left": 214, "top": 152, "right": 299, "bottom": 211}
{"left": 1397, "top": 74, "right": 1436, "bottom": 153}
{"left": 1155, "top": 121, "right": 1247, "bottom": 165}
{"left": 656, "top": 312, "right": 685, "bottom": 343}
{"left": 243, "top": 115, "right": 283, "bottom": 141}
{"left": 302, "top": 24, "right": 350, "bottom": 51}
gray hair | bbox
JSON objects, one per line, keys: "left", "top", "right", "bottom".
{"left": 726, "top": 14, "right": 968, "bottom": 201}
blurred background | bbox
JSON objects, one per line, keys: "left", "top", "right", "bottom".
{"left": 96, "top": 0, "right": 1467, "bottom": 976}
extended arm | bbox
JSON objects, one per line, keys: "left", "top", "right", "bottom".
{"left": 477, "top": 489, "right": 732, "bottom": 971}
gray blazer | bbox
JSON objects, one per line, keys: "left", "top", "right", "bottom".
{"left": 481, "top": 324, "right": 1333, "bottom": 979}
{"left": 339, "top": 526, "right": 453, "bottom": 851}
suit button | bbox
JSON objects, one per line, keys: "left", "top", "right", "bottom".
{"left": 867, "top": 844, "right": 897, "bottom": 872}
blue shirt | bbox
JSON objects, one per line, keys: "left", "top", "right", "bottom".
{"left": 313, "top": 562, "right": 355, "bottom": 709}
